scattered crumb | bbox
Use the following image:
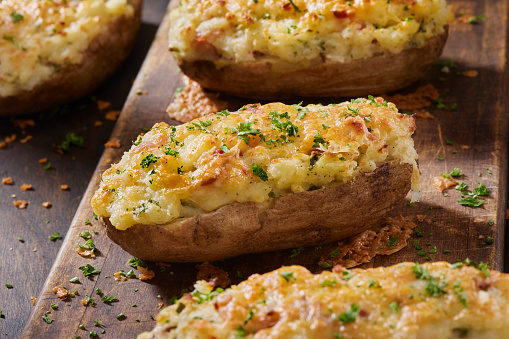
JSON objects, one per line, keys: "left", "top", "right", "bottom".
{"left": 53, "top": 285, "right": 68, "bottom": 300}
{"left": 320, "top": 216, "right": 417, "bottom": 268}
{"left": 114, "top": 272, "right": 127, "bottom": 282}
{"left": 97, "top": 100, "right": 112, "bottom": 111}
{"left": 461, "top": 145, "right": 471, "bottom": 150}
{"left": 433, "top": 176, "right": 458, "bottom": 192}
{"left": 0, "top": 141, "right": 6, "bottom": 149}
{"left": 10, "top": 194, "right": 16, "bottom": 198}
{"left": 415, "top": 110, "right": 435, "bottom": 119}
{"left": 384, "top": 84, "right": 439, "bottom": 111}
{"left": 14, "top": 119, "right": 35, "bottom": 129}
{"left": 33, "top": 248, "right": 37, "bottom": 252}
{"left": 38, "top": 158, "right": 48, "bottom": 164}
{"left": 167, "top": 76, "right": 228, "bottom": 123}
{"left": 5, "top": 134, "right": 17, "bottom": 143}
{"left": 138, "top": 266, "right": 155, "bottom": 281}
{"left": 69, "top": 290, "right": 78, "bottom": 298}
{"left": 196, "top": 262, "right": 230, "bottom": 288}
{"left": 60, "top": 184, "right": 69, "bottom": 190}
{"left": 2, "top": 177, "right": 14, "bottom": 185}
{"left": 30, "top": 297, "right": 37, "bottom": 305}
{"left": 81, "top": 299, "right": 89, "bottom": 306}
{"left": 104, "top": 139, "right": 121, "bottom": 148}
{"left": 158, "top": 302, "right": 164, "bottom": 308}
{"left": 105, "top": 110, "right": 121, "bottom": 121}
{"left": 20, "top": 135, "right": 33, "bottom": 144}
{"left": 94, "top": 120, "right": 103, "bottom": 127}
{"left": 463, "top": 70, "right": 478, "bottom": 77}
{"left": 416, "top": 215, "right": 427, "bottom": 222}
{"left": 42, "top": 202, "right": 52, "bottom": 209}
{"left": 76, "top": 247, "right": 95, "bottom": 258}
{"left": 13, "top": 200, "right": 29, "bottom": 209}
{"left": 20, "top": 184, "right": 33, "bottom": 191}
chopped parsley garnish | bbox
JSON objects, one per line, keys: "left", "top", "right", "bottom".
{"left": 483, "top": 237, "right": 494, "bottom": 245}
{"left": 89, "top": 331, "right": 98, "bottom": 338}
{"left": 192, "top": 287, "right": 225, "bottom": 304}
{"left": 78, "top": 264, "right": 100, "bottom": 277}
{"left": 44, "top": 163, "right": 52, "bottom": 170}
{"left": 338, "top": 304, "right": 360, "bottom": 323}
{"left": 140, "top": 154, "right": 160, "bottom": 168}
{"left": 368, "top": 280, "right": 380, "bottom": 288}
{"left": 389, "top": 301, "right": 400, "bottom": 312}
{"left": 60, "top": 133, "right": 84, "bottom": 153}
{"left": 101, "top": 295, "right": 118, "bottom": 303}
{"left": 312, "top": 131, "right": 327, "bottom": 148}
{"left": 79, "top": 231, "right": 91, "bottom": 239}
{"left": 50, "top": 304, "right": 58, "bottom": 310}
{"left": 280, "top": 271, "right": 296, "bottom": 282}
{"left": 217, "top": 109, "right": 230, "bottom": 117}
{"left": 412, "top": 263, "right": 429, "bottom": 280}
{"left": 289, "top": 247, "right": 304, "bottom": 258}
{"left": 164, "top": 146, "right": 179, "bottom": 157}
{"left": 455, "top": 182, "right": 468, "bottom": 191}
{"left": 77, "top": 239, "right": 96, "bottom": 254}
{"left": 473, "top": 183, "right": 490, "bottom": 196}
{"left": 387, "top": 237, "right": 399, "bottom": 248}
{"left": 133, "top": 136, "right": 143, "bottom": 146}
{"left": 116, "top": 313, "right": 125, "bottom": 320}
{"left": 288, "top": 0, "right": 301, "bottom": 12}
{"left": 84, "top": 220, "right": 91, "bottom": 225}
{"left": 3, "top": 35, "right": 19, "bottom": 48}
{"left": 5, "top": 284, "right": 13, "bottom": 289}
{"left": 330, "top": 249, "right": 342, "bottom": 257}
{"left": 236, "top": 121, "right": 260, "bottom": 144}
{"left": 11, "top": 11, "right": 24, "bottom": 23}
{"left": 42, "top": 314, "right": 54, "bottom": 324}
{"left": 458, "top": 196, "right": 484, "bottom": 207}
{"left": 251, "top": 164, "right": 268, "bottom": 181}
{"left": 69, "top": 277, "right": 80, "bottom": 283}
{"left": 321, "top": 279, "right": 337, "bottom": 287}
{"left": 49, "top": 233, "right": 61, "bottom": 241}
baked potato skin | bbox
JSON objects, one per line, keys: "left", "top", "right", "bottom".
{"left": 100, "top": 161, "right": 412, "bottom": 262}
{"left": 0, "top": 0, "right": 142, "bottom": 117}
{"left": 181, "top": 30, "right": 448, "bottom": 100}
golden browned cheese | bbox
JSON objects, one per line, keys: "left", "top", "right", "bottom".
{"left": 91, "top": 98, "right": 419, "bottom": 230}
{"left": 0, "top": 0, "right": 136, "bottom": 97}
{"left": 169, "top": 0, "right": 453, "bottom": 69}
{"left": 139, "top": 262, "right": 509, "bottom": 339}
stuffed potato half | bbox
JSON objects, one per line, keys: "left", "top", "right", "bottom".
{"left": 0, "top": 0, "right": 143, "bottom": 117}
{"left": 139, "top": 262, "right": 509, "bottom": 338}
{"left": 169, "top": 0, "right": 453, "bottom": 99}
{"left": 92, "top": 98, "right": 420, "bottom": 262}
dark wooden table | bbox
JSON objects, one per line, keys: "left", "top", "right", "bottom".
{"left": 0, "top": 1, "right": 170, "bottom": 337}
{"left": 1, "top": 0, "right": 509, "bottom": 338}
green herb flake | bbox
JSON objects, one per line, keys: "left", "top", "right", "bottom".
{"left": 338, "top": 304, "right": 361, "bottom": 323}
{"left": 289, "top": 247, "right": 304, "bottom": 258}
{"left": 116, "top": 313, "right": 125, "bottom": 320}
{"left": 78, "top": 264, "right": 101, "bottom": 277}
{"left": 458, "top": 197, "right": 485, "bottom": 207}
{"left": 49, "top": 233, "right": 61, "bottom": 241}
{"left": 251, "top": 164, "right": 268, "bottom": 181}
{"left": 42, "top": 314, "right": 53, "bottom": 324}
{"left": 280, "top": 271, "right": 296, "bottom": 282}
{"left": 389, "top": 301, "right": 400, "bottom": 312}
{"left": 69, "top": 277, "right": 80, "bottom": 283}
{"left": 388, "top": 237, "right": 399, "bottom": 248}
{"left": 101, "top": 295, "right": 118, "bottom": 303}
{"left": 10, "top": 11, "right": 24, "bottom": 23}
{"left": 140, "top": 154, "right": 160, "bottom": 168}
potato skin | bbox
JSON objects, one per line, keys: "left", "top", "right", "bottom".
{"left": 100, "top": 161, "right": 412, "bottom": 262}
{"left": 0, "top": 0, "right": 143, "bottom": 117}
{"left": 180, "top": 30, "right": 447, "bottom": 100}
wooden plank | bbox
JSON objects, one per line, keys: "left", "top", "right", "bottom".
{"left": 21, "top": 0, "right": 508, "bottom": 337}
{"left": 0, "top": 1, "right": 169, "bottom": 337}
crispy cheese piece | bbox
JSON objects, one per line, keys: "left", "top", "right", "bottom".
{"left": 139, "top": 262, "right": 509, "bottom": 339}
{"left": 92, "top": 99, "right": 420, "bottom": 230}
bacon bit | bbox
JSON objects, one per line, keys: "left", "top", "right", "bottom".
{"left": 5, "top": 134, "right": 16, "bottom": 143}
{"left": 158, "top": 302, "right": 164, "bottom": 308}
{"left": 384, "top": 84, "right": 439, "bottom": 111}
{"left": 138, "top": 266, "right": 155, "bottom": 281}
{"left": 81, "top": 299, "right": 89, "bottom": 306}
{"left": 105, "top": 110, "right": 121, "bottom": 121}
{"left": 13, "top": 200, "right": 29, "bottom": 209}
{"left": 114, "top": 272, "right": 127, "bottom": 281}
{"left": 31, "top": 296, "right": 37, "bottom": 305}
{"left": 42, "top": 202, "right": 52, "bottom": 208}
{"left": 20, "top": 135, "right": 33, "bottom": 144}
{"left": 20, "top": 184, "right": 33, "bottom": 191}
{"left": 2, "top": 177, "right": 14, "bottom": 185}
{"left": 76, "top": 247, "right": 95, "bottom": 258}
{"left": 225, "top": 12, "right": 235, "bottom": 20}
{"left": 94, "top": 120, "right": 103, "bottom": 127}
{"left": 38, "top": 158, "right": 48, "bottom": 164}
{"left": 104, "top": 139, "right": 121, "bottom": 148}
{"left": 415, "top": 110, "right": 435, "bottom": 119}
{"left": 156, "top": 262, "right": 172, "bottom": 267}
{"left": 415, "top": 215, "right": 427, "bottom": 222}
{"left": 14, "top": 119, "right": 35, "bottom": 129}
{"left": 463, "top": 70, "right": 478, "bottom": 77}
{"left": 0, "top": 141, "right": 6, "bottom": 149}
{"left": 53, "top": 285, "right": 68, "bottom": 300}
{"left": 320, "top": 216, "right": 417, "bottom": 269}
{"left": 60, "top": 184, "right": 69, "bottom": 190}
{"left": 433, "top": 176, "right": 458, "bottom": 192}
{"left": 97, "top": 100, "right": 112, "bottom": 111}
{"left": 196, "top": 262, "right": 230, "bottom": 288}
{"left": 167, "top": 76, "right": 228, "bottom": 123}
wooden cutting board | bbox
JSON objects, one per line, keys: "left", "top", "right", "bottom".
{"left": 22, "top": 0, "right": 508, "bottom": 337}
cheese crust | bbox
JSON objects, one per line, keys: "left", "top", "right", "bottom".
{"left": 0, "top": 0, "right": 136, "bottom": 97}
{"left": 92, "top": 98, "right": 419, "bottom": 231}
{"left": 139, "top": 262, "right": 509, "bottom": 339}
{"left": 169, "top": 0, "right": 453, "bottom": 70}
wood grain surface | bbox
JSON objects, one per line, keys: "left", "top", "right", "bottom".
{"left": 18, "top": 0, "right": 509, "bottom": 338}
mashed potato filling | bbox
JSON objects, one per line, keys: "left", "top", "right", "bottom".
{"left": 92, "top": 98, "right": 420, "bottom": 230}
{"left": 0, "top": 0, "right": 135, "bottom": 97}
{"left": 169, "top": 0, "right": 453, "bottom": 69}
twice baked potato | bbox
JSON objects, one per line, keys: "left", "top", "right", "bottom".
{"left": 92, "top": 98, "right": 420, "bottom": 262}
{"left": 0, "top": 0, "right": 143, "bottom": 117}
{"left": 139, "top": 262, "right": 509, "bottom": 339}
{"left": 169, "top": 0, "right": 453, "bottom": 100}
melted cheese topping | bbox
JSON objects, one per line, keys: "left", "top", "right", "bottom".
{"left": 92, "top": 99, "right": 419, "bottom": 230}
{"left": 169, "top": 0, "right": 453, "bottom": 69}
{"left": 0, "top": 0, "right": 135, "bottom": 97}
{"left": 139, "top": 262, "right": 509, "bottom": 339}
